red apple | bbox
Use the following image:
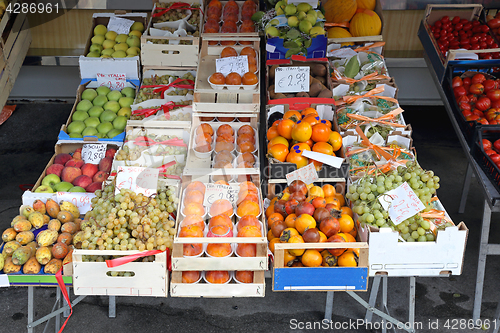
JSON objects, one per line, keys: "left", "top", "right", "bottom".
{"left": 93, "top": 171, "right": 109, "bottom": 183}
{"left": 86, "top": 182, "right": 103, "bottom": 193}
{"left": 73, "top": 175, "right": 92, "bottom": 189}
{"left": 61, "top": 166, "right": 82, "bottom": 184}
{"left": 54, "top": 153, "right": 72, "bottom": 166}
{"left": 105, "top": 148, "right": 117, "bottom": 159}
{"left": 46, "top": 164, "right": 64, "bottom": 178}
{"left": 99, "top": 157, "right": 112, "bottom": 173}
{"left": 81, "top": 163, "right": 98, "bottom": 178}
{"left": 65, "top": 159, "right": 84, "bottom": 168}
{"left": 295, "top": 202, "right": 315, "bottom": 216}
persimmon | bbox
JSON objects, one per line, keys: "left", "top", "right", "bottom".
{"left": 204, "top": 23, "right": 220, "bottom": 33}
{"left": 311, "top": 197, "right": 327, "bottom": 209}
{"left": 217, "top": 124, "right": 234, "bottom": 136}
{"left": 321, "top": 119, "right": 332, "bottom": 129}
{"left": 206, "top": 242, "right": 232, "bottom": 257}
{"left": 236, "top": 243, "right": 256, "bottom": 257}
{"left": 238, "top": 141, "right": 255, "bottom": 153}
{"left": 295, "top": 214, "right": 316, "bottom": 234}
{"left": 240, "top": 46, "right": 257, "bottom": 58}
{"left": 269, "top": 238, "right": 280, "bottom": 254}
{"left": 210, "top": 199, "right": 233, "bottom": 217}
{"left": 325, "top": 198, "right": 341, "bottom": 210}
{"left": 221, "top": 46, "right": 238, "bottom": 58}
{"left": 268, "top": 136, "right": 289, "bottom": 150}
{"left": 241, "top": 19, "right": 255, "bottom": 29}
{"left": 204, "top": 17, "right": 220, "bottom": 29}
{"left": 267, "top": 229, "right": 276, "bottom": 241}
{"left": 311, "top": 123, "right": 332, "bottom": 142}
{"left": 218, "top": 116, "right": 235, "bottom": 122}
{"left": 335, "top": 193, "right": 345, "bottom": 206}
{"left": 238, "top": 225, "right": 262, "bottom": 237}
{"left": 205, "top": 271, "right": 230, "bottom": 284}
{"left": 215, "top": 180, "right": 230, "bottom": 185}
{"left": 182, "top": 271, "right": 201, "bottom": 283}
{"left": 185, "top": 181, "right": 206, "bottom": 195}
{"left": 224, "top": 13, "right": 238, "bottom": 23}
{"left": 215, "top": 141, "right": 234, "bottom": 153}
{"left": 221, "top": 19, "right": 237, "bottom": 32}
{"left": 284, "top": 213, "right": 297, "bottom": 228}
{"left": 196, "top": 123, "right": 214, "bottom": 137}
{"left": 291, "top": 142, "right": 311, "bottom": 152}
{"left": 329, "top": 131, "right": 343, "bottom": 151}
{"left": 283, "top": 110, "right": 302, "bottom": 122}
{"left": 338, "top": 214, "right": 354, "bottom": 233}
{"left": 267, "top": 143, "right": 289, "bottom": 162}
{"left": 287, "top": 235, "right": 305, "bottom": 256}
{"left": 179, "top": 225, "right": 204, "bottom": 256}
{"left": 339, "top": 232, "right": 356, "bottom": 243}
{"left": 237, "top": 133, "right": 255, "bottom": 145}
{"left": 225, "top": 72, "right": 242, "bottom": 85}
{"left": 183, "top": 202, "right": 205, "bottom": 216}
{"left": 322, "top": 184, "right": 336, "bottom": 197}
{"left": 237, "top": 199, "right": 260, "bottom": 217}
{"left": 280, "top": 227, "right": 299, "bottom": 242}
{"left": 213, "top": 159, "right": 232, "bottom": 169}
{"left": 238, "top": 215, "right": 261, "bottom": 231}
{"left": 180, "top": 215, "right": 205, "bottom": 230}
{"left": 237, "top": 161, "right": 254, "bottom": 168}
{"left": 237, "top": 190, "right": 259, "bottom": 205}
{"left": 184, "top": 190, "right": 204, "bottom": 205}
{"left": 242, "top": 72, "right": 258, "bottom": 85}
{"left": 302, "top": 115, "right": 321, "bottom": 126}
{"left": 195, "top": 142, "right": 212, "bottom": 153}
{"left": 214, "top": 150, "right": 234, "bottom": 163}
{"left": 208, "top": 214, "right": 233, "bottom": 231}
{"left": 341, "top": 206, "right": 353, "bottom": 218}
{"left": 320, "top": 216, "right": 340, "bottom": 238}
{"left": 248, "top": 62, "right": 257, "bottom": 73}
{"left": 327, "top": 234, "right": 346, "bottom": 256}
{"left": 286, "top": 151, "right": 308, "bottom": 168}
{"left": 277, "top": 118, "right": 295, "bottom": 139}
{"left": 301, "top": 107, "right": 318, "bottom": 117}
{"left": 235, "top": 271, "right": 254, "bottom": 283}
{"left": 195, "top": 132, "right": 212, "bottom": 146}
{"left": 239, "top": 181, "right": 258, "bottom": 193}
{"left": 337, "top": 251, "right": 358, "bottom": 267}
{"left": 349, "top": 226, "right": 357, "bottom": 239}
{"left": 223, "top": 0, "right": 239, "bottom": 15}
{"left": 209, "top": 72, "right": 226, "bottom": 85}
{"left": 217, "top": 133, "right": 235, "bottom": 143}
{"left": 291, "top": 120, "right": 312, "bottom": 142}
{"left": 237, "top": 152, "right": 256, "bottom": 164}
{"left": 267, "top": 212, "right": 284, "bottom": 227}
{"left": 240, "top": 24, "right": 255, "bottom": 33}
{"left": 267, "top": 126, "right": 280, "bottom": 141}
{"left": 237, "top": 124, "right": 255, "bottom": 136}
{"left": 313, "top": 142, "right": 334, "bottom": 155}
{"left": 301, "top": 249, "right": 323, "bottom": 267}
{"left": 283, "top": 251, "right": 297, "bottom": 266}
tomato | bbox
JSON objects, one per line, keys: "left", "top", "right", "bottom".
{"left": 483, "top": 79, "right": 497, "bottom": 92}
{"left": 462, "top": 109, "right": 472, "bottom": 118}
{"left": 459, "top": 101, "right": 471, "bottom": 111}
{"left": 488, "top": 18, "right": 500, "bottom": 29}
{"left": 453, "top": 86, "right": 467, "bottom": 97}
{"left": 435, "top": 20, "right": 442, "bottom": 28}
{"left": 485, "top": 149, "right": 496, "bottom": 156}
{"left": 463, "top": 22, "right": 472, "bottom": 31}
{"left": 452, "top": 76, "right": 463, "bottom": 88}
{"left": 469, "top": 83, "right": 484, "bottom": 95}
{"left": 483, "top": 139, "right": 493, "bottom": 151}
{"left": 490, "top": 120, "right": 500, "bottom": 125}
{"left": 476, "top": 97, "right": 491, "bottom": 111}
{"left": 494, "top": 139, "right": 500, "bottom": 153}
{"left": 457, "top": 95, "right": 469, "bottom": 103}
{"left": 455, "top": 23, "right": 463, "bottom": 30}
{"left": 466, "top": 114, "right": 479, "bottom": 121}
{"left": 478, "top": 117, "right": 489, "bottom": 125}
{"left": 485, "top": 108, "right": 500, "bottom": 122}
{"left": 468, "top": 94, "right": 478, "bottom": 105}
{"left": 472, "top": 108, "right": 484, "bottom": 117}
{"left": 487, "top": 89, "right": 500, "bottom": 101}
{"left": 493, "top": 100, "right": 500, "bottom": 109}
{"left": 472, "top": 73, "right": 486, "bottom": 84}
{"left": 470, "top": 36, "right": 479, "bottom": 44}
{"left": 452, "top": 16, "right": 460, "bottom": 24}
{"left": 441, "top": 16, "right": 450, "bottom": 23}
{"left": 490, "top": 154, "right": 500, "bottom": 164}
{"left": 481, "top": 25, "right": 490, "bottom": 33}
{"left": 463, "top": 77, "right": 472, "bottom": 85}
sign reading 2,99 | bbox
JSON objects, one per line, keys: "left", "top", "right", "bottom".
{"left": 275, "top": 66, "right": 310, "bottom": 93}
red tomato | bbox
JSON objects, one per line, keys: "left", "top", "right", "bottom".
{"left": 476, "top": 97, "right": 492, "bottom": 111}
{"left": 455, "top": 23, "right": 463, "bottom": 30}
{"left": 441, "top": 16, "right": 450, "bottom": 23}
{"left": 454, "top": 86, "right": 467, "bottom": 97}
{"left": 481, "top": 25, "right": 490, "bottom": 33}
{"left": 470, "top": 36, "right": 479, "bottom": 44}
{"left": 485, "top": 108, "right": 500, "bottom": 121}
{"left": 485, "top": 149, "right": 496, "bottom": 156}
{"left": 457, "top": 95, "right": 470, "bottom": 103}
{"left": 472, "top": 108, "right": 484, "bottom": 117}
{"left": 478, "top": 117, "right": 489, "bottom": 125}
{"left": 492, "top": 100, "right": 500, "bottom": 109}
{"left": 452, "top": 76, "right": 463, "bottom": 88}
{"left": 463, "top": 77, "right": 472, "bottom": 85}
{"left": 483, "top": 139, "right": 493, "bottom": 151}
{"left": 468, "top": 94, "right": 478, "bottom": 105}
{"left": 435, "top": 20, "right": 442, "bottom": 28}
{"left": 490, "top": 154, "right": 500, "bottom": 164}
{"left": 488, "top": 18, "right": 500, "bottom": 29}
{"left": 469, "top": 83, "right": 484, "bottom": 95}
{"left": 494, "top": 139, "right": 500, "bottom": 152}
{"left": 487, "top": 89, "right": 500, "bottom": 101}
{"left": 472, "top": 73, "right": 486, "bottom": 85}
{"left": 490, "top": 120, "right": 500, "bottom": 125}
{"left": 459, "top": 101, "right": 471, "bottom": 111}
{"left": 483, "top": 79, "right": 497, "bottom": 91}
{"left": 462, "top": 109, "right": 472, "bottom": 118}
{"left": 463, "top": 22, "right": 472, "bottom": 31}
{"left": 466, "top": 114, "right": 480, "bottom": 121}
{"left": 452, "top": 16, "right": 460, "bottom": 24}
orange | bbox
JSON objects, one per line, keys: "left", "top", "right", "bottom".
{"left": 238, "top": 215, "right": 260, "bottom": 230}
{"left": 277, "top": 119, "right": 295, "bottom": 140}
{"left": 295, "top": 214, "right": 316, "bottom": 234}
{"left": 215, "top": 141, "right": 234, "bottom": 153}
{"left": 221, "top": 46, "right": 238, "bottom": 58}
{"left": 242, "top": 72, "right": 258, "bottom": 85}
{"left": 225, "top": 72, "right": 242, "bottom": 85}
{"left": 214, "top": 180, "right": 230, "bottom": 185}
{"left": 301, "top": 249, "right": 323, "bottom": 267}
{"left": 209, "top": 72, "right": 226, "bottom": 85}
{"left": 195, "top": 132, "right": 212, "bottom": 145}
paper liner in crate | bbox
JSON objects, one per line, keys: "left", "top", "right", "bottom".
{"left": 134, "top": 77, "right": 195, "bottom": 105}
{"left": 327, "top": 42, "right": 384, "bottom": 59}
{"left": 130, "top": 100, "right": 193, "bottom": 125}
{"left": 330, "top": 50, "right": 389, "bottom": 82}
{"left": 150, "top": 2, "right": 201, "bottom": 31}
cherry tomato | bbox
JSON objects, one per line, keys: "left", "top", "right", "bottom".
{"left": 461, "top": 18, "right": 469, "bottom": 25}
{"left": 481, "top": 25, "right": 490, "bottom": 33}
{"left": 480, "top": 42, "right": 488, "bottom": 49}
{"left": 441, "top": 16, "right": 450, "bottom": 23}
{"left": 452, "top": 16, "right": 461, "bottom": 24}
{"left": 471, "top": 44, "right": 481, "bottom": 50}
{"left": 476, "top": 97, "right": 492, "bottom": 111}
{"left": 463, "top": 22, "right": 472, "bottom": 31}
{"left": 470, "top": 36, "right": 479, "bottom": 44}
{"left": 472, "top": 26, "right": 482, "bottom": 33}
{"left": 435, "top": 20, "right": 442, "bottom": 29}
{"left": 450, "top": 41, "right": 460, "bottom": 49}
{"left": 472, "top": 20, "right": 481, "bottom": 26}
{"left": 472, "top": 73, "right": 486, "bottom": 84}
{"left": 434, "top": 32, "right": 441, "bottom": 39}
{"left": 487, "top": 89, "right": 500, "bottom": 101}
{"left": 469, "top": 83, "right": 484, "bottom": 95}
{"left": 488, "top": 18, "right": 500, "bottom": 29}
{"left": 483, "top": 139, "right": 493, "bottom": 151}
{"left": 467, "top": 30, "right": 473, "bottom": 37}
{"left": 455, "top": 23, "right": 463, "bottom": 30}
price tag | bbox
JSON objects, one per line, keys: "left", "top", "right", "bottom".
{"left": 286, "top": 162, "right": 318, "bottom": 185}
{"left": 115, "top": 166, "right": 159, "bottom": 197}
{"left": 0, "top": 275, "right": 9, "bottom": 287}
{"left": 215, "top": 55, "right": 249, "bottom": 77}
{"left": 378, "top": 182, "right": 425, "bottom": 225}
{"left": 275, "top": 66, "right": 310, "bottom": 93}
{"left": 107, "top": 16, "right": 135, "bottom": 35}
{"left": 203, "top": 183, "right": 239, "bottom": 206}
{"left": 81, "top": 144, "right": 107, "bottom": 164}
{"left": 57, "top": 192, "right": 96, "bottom": 214}
{"left": 96, "top": 73, "right": 126, "bottom": 90}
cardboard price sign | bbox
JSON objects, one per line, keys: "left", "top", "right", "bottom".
{"left": 96, "top": 73, "right": 126, "bottom": 90}
{"left": 275, "top": 66, "right": 309, "bottom": 93}
{"left": 203, "top": 183, "right": 239, "bottom": 206}
{"left": 81, "top": 143, "right": 107, "bottom": 164}
{"left": 378, "top": 182, "right": 425, "bottom": 225}
{"left": 107, "top": 16, "right": 135, "bottom": 35}
{"left": 215, "top": 55, "right": 249, "bottom": 77}
{"left": 57, "top": 192, "right": 96, "bottom": 214}
{"left": 115, "top": 166, "right": 159, "bottom": 197}
{"left": 286, "top": 163, "right": 319, "bottom": 185}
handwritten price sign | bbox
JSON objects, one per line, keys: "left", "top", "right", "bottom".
{"left": 215, "top": 55, "right": 249, "bottom": 77}
{"left": 107, "top": 16, "right": 135, "bottom": 35}
{"left": 286, "top": 162, "right": 319, "bottom": 185}
{"left": 275, "top": 66, "right": 309, "bottom": 93}
{"left": 81, "top": 143, "right": 107, "bottom": 164}
{"left": 203, "top": 183, "right": 239, "bottom": 206}
{"left": 57, "top": 192, "right": 96, "bottom": 214}
{"left": 96, "top": 73, "right": 126, "bottom": 90}
{"left": 115, "top": 166, "right": 159, "bottom": 197}
{"left": 378, "top": 182, "right": 425, "bottom": 225}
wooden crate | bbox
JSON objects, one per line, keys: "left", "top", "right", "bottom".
{"left": 273, "top": 242, "right": 369, "bottom": 292}
{"left": 193, "top": 36, "right": 260, "bottom": 112}
{"left": 72, "top": 249, "right": 168, "bottom": 296}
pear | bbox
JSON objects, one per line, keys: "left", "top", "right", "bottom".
{"left": 130, "top": 22, "right": 144, "bottom": 33}
{"left": 94, "top": 24, "right": 107, "bottom": 36}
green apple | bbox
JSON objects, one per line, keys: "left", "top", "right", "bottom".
{"left": 100, "top": 110, "right": 117, "bottom": 123}
{"left": 72, "top": 110, "right": 89, "bottom": 122}
{"left": 114, "top": 42, "right": 129, "bottom": 52}
{"left": 76, "top": 99, "right": 93, "bottom": 112}
{"left": 97, "top": 121, "right": 114, "bottom": 134}
{"left": 53, "top": 181, "right": 73, "bottom": 192}
{"left": 94, "top": 24, "right": 107, "bottom": 36}
{"left": 107, "top": 128, "right": 123, "bottom": 139}
{"left": 42, "top": 174, "right": 61, "bottom": 188}
{"left": 101, "top": 48, "right": 114, "bottom": 56}
{"left": 82, "top": 88, "right": 97, "bottom": 101}
{"left": 117, "top": 107, "right": 132, "bottom": 118}
{"left": 131, "top": 22, "right": 145, "bottom": 33}
{"left": 87, "top": 51, "right": 100, "bottom": 57}
{"left": 107, "top": 90, "right": 122, "bottom": 102}
{"left": 34, "top": 185, "right": 54, "bottom": 193}
{"left": 126, "top": 47, "right": 140, "bottom": 56}
{"left": 88, "top": 106, "right": 104, "bottom": 118}
{"left": 69, "top": 133, "right": 83, "bottom": 138}
{"left": 104, "top": 100, "right": 121, "bottom": 113}
{"left": 115, "top": 34, "right": 128, "bottom": 43}
{"left": 96, "top": 133, "right": 106, "bottom": 138}
{"left": 89, "top": 44, "right": 103, "bottom": 54}
{"left": 82, "top": 127, "right": 98, "bottom": 137}
{"left": 129, "top": 30, "right": 142, "bottom": 38}
{"left": 91, "top": 35, "right": 105, "bottom": 45}
{"left": 113, "top": 116, "right": 127, "bottom": 131}
{"left": 69, "top": 186, "right": 86, "bottom": 193}
{"left": 118, "top": 97, "right": 134, "bottom": 108}
{"left": 96, "top": 86, "right": 111, "bottom": 96}
{"left": 67, "top": 121, "right": 85, "bottom": 134}
{"left": 121, "top": 87, "right": 135, "bottom": 98}
{"left": 111, "top": 50, "right": 127, "bottom": 58}
{"left": 84, "top": 116, "right": 100, "bottom": 128}
{"left": 93, "top": 95, "right": 108, "bottom": 107}
{"left": 105, "top": 31, "right": 118, "bottom": 41}
{"left": 126, "top": 35, "right": 140, "bottom": 48}
{"left": 102, "top": 39, "right": 116, "bottom": 49}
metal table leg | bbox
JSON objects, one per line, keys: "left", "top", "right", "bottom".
{"left": 492, "top": 296, "right": 500, "bottom": 333}
{"left": 409, "top": 277, "right": 416, "bottom": 330}
{"left": 459, "top": 162, "right": 473, "bottom": 214}
{"left": 27, "top": 286, "right": 34, "bottom": 333}
{"left": 109, "top": 296, "right": 116, "bottom": 318}
{"left": 324, "top": 291, "right": 334, "bottom": 321}
{"left": 55, "top": 287, "right": 61, "bottom": 332}
{"left": 365, "top": 275, "right": 382, "bottom": 323}
{"left": 63, "top": 287, "right": 70, "bottom": 318}
{"left": 473, "top": 199, "right": 492, "bottom": 322}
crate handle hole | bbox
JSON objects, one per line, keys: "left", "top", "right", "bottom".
{"left": 162, "top": 50, "right": 180, "bottom": 55}
{"left": 106, "top": 271, "right": 136, "bottom": 277}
